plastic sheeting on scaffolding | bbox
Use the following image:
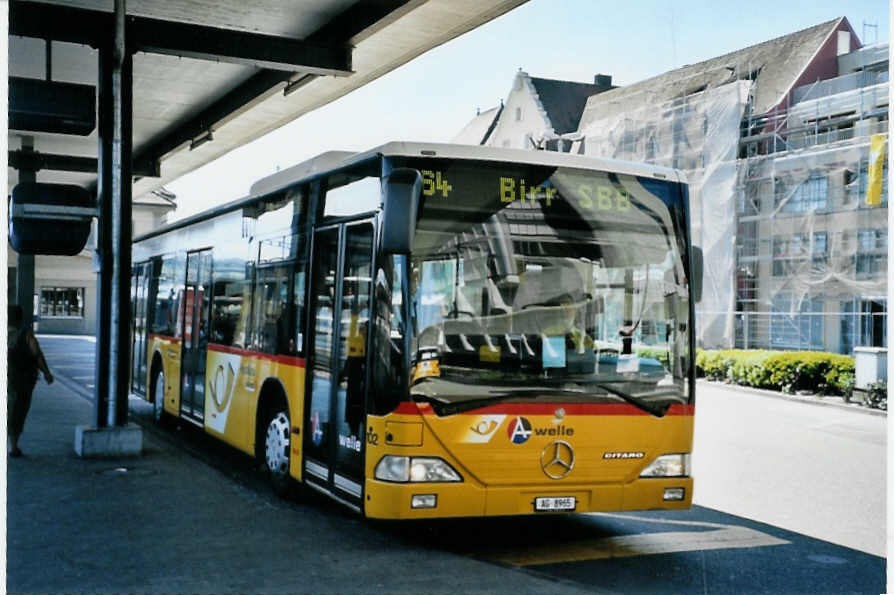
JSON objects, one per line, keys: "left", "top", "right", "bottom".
{"left": 738, "top": 118, "right": 888, "bottom": 352}
{"left": 578, "top": 81, "right": 752, "bottom": 348}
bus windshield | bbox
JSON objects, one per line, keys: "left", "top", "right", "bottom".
{"left": 402, "top": 160, "right": 692, "bottom": 416}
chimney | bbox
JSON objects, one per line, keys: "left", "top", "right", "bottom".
{"left": 595, "top": 74, "right": 612, "bottom": 88}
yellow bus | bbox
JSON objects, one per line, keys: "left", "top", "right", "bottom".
{"left": 131, "top": 142, "right": 702, "bottom": 518}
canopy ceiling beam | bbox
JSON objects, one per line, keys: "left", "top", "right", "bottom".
{"left": 10, "top": 1, "right": 353, "bottom": 75}
{"left": 133, "top": 0, "right": 415, "bottom": 172}
{"left": 9, "top": 149, "right": 159, "bottom": 178}
{"left": 130, "top": 17, "right": 352, "bottom": 75}
{"left": 11, "top": 0, "right": 417, "bottom": 182}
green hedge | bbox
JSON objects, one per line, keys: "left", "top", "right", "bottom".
{"left": 636, "top": 347, "right": 669, "bottom": 369}
{"left": 696, "top": 349, "right": 854, "bottom": 395}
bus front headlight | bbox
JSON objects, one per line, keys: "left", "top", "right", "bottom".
{"left": 374, "top": 456, "right": 462, "bottom": 483}
{"left": 640, "top": 453, "right": 691, "bottom": 478}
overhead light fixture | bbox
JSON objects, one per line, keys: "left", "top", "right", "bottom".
{"left": 283, "top": 74, "right": 318, "bottom": 97}
{"left": 189, "top": 130, "right": 213, "bottom": 151}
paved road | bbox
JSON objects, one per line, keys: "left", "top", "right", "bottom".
{"left": 39, "top": 333, "right": 97, "bottom": 394}
{"left": 692, "top": 381, "right": 886, "bottom": 556}
{"left": 25, "top": 335, "right": 886, "bottom": 594}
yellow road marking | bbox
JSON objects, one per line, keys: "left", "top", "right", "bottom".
{"left": 480, "top": 514, "right": 790, "bottom": 566}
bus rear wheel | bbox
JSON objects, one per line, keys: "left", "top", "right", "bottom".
{"left": 151, "top": 366, "right": 169, "bottom": 426}
{"left": 264, "top": 407, "right": 293, "bottom": 497}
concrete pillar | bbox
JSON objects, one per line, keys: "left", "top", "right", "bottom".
{"left": 15, "top": 137, "right": 36, "bottom": 329}
{"left": 77, "top": 0, "right": 141, "bottom": 457}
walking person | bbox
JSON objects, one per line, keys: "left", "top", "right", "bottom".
{"left": 7, "top": 304, "right": 53, "bottom": 457}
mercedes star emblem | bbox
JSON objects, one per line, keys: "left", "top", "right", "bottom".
{"left": 540, "top": 440, "right": 575, "bottom": 479}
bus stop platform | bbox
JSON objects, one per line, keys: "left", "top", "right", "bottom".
{"left": 7, "top": 361, "right": 592, "bottom": 595}
{"left": 7, "top": 376, "right": 292, "bottom": 594}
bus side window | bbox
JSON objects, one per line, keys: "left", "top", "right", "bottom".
{"left": 211, "top": 278, "right": 249, "bottom": 348}
{"left": 253, "top": 264, "right": 290, "bottom": 355}
{"left": 151, "top": 254, "right": 178, "bottom": 337}
{"left": 292, "top": 264, "right": 307, "bottom": 354}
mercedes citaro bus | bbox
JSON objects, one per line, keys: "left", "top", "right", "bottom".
{"left": 130, "top": 142, "right": 702, "bottom": 519}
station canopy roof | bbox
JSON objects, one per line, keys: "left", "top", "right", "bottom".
{"left": 8, "top": 0, "right": 528, "bottom": 201}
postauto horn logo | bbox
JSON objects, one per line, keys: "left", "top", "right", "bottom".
{"left": 507, "top": 416, "right": 533, "bottom": 444}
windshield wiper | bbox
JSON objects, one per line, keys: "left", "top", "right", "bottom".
{"left": 414, "top": 387, "right": 587, "bottom": 416}
{"left": 414, "top": 383, "right": 675, "bottom": 417}
{"left": 586, "top": 381, "right": 672, "bottom": 418}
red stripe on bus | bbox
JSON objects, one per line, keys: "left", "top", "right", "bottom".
{"left": 457, "top": 403, "right": 694, "bottom": 416}
{"left": 394, "top": 402, "right": 423, "bottom": 414}
{"left": 148, "top": 333, "right": 181, "bottom": 344}
{"left": 206, "top": 343, "right": 306, "bottom": 368}
{"left": 395, "top": 401, "right": 693, "bottom": 416}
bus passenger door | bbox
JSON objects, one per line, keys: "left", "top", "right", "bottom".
{"left": 305, "top": 221, "right": 373, "bottom": 507}
{"left": 181, "top": 249, "right": 212, "bottom": 423}
{"left": 130, "top": 261, "right": 151, "bottom": 395}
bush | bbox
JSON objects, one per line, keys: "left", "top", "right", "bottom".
{"left": 728, "top": 351, "right": 778, "bottom": 389}
{"left": 840, "top": 375, "right": 855, "bottom": 402}
{"left": 763, "top": 351, "right": 855, "bottom": 395}
{"left": 696, "top": 349, "right": 855, "bottom": 396}
{"left": 866, "top": 382, "right": 887, "bottom": 410}
{"left": 696, "top": 349, "right": 750, "bottom": 381}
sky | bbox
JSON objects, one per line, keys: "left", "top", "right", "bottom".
{"left": 166, "top": 0, "right": 891, "bottom": 220}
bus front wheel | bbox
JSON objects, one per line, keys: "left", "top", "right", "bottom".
{"left": 264, "top": 407, "right": 292, "bottom": 497}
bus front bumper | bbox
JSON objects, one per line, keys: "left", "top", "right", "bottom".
{"left": 364, "top": 476, "right": 693, "bottom": 519}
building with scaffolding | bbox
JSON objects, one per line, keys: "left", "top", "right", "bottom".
{"left": 734, "top": 41, "right": 888, "bottom": 354}
{"left": 459, "top": 17, "right": 887, "bottom": 354}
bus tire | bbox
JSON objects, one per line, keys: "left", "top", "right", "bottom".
{"left": 264, "top": 404, "right": 293, "bottom": 497}
{"left": 150, "top": 360, "right": 170, "bottom": 427}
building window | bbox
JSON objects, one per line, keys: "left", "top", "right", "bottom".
{"left": 855, "top": 228, "right": 887, "bottom": 278}
{"left": 770, "top": 293, "right": 824, "bottom": 350}
{"left": 812, "top": 231, "right": 828, "bottom": 266}
{"left": 853, "top": 159, "right": 889, "bottom": 206}
{"left": 841, "top": 298, "right": 887, "bottom": 353}
{"left": 775, "top": 172, "right": 828, "bottom": 213}
{"left": 772, "top": 234, "right": 806, "bottom": 276}
{"left": 737, "top": 183, "right": 761, "bottom": 216}
{"left": 736, "top": 267, "right": 758, "bottom": 305}
{"left": 772, "top": 236, "right": 797, "bottom": 276}
{"left": 40, "top": 287, "right": 85, "bottom": 318}
{"left": 515, "top": 107, "right": 522, "bottom": 122}
{"left": 772, "top": 232, "right": 827, "bottom": 276}
{"left": 736, "top": 220, "right": 759, "bottom": 258}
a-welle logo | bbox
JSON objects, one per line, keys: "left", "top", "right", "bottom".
{"left": 507, "top": 416, "right": 533, "bottom": 444}
{"left": 507, "top": 416, "right": 577, "bottom": 445}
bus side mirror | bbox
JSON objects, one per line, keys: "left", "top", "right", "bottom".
{"left": 381, "top": 168, "right": 422, "bottom": 254}
{"left": 691, "top": 245, "right": 703, "bottom": 303}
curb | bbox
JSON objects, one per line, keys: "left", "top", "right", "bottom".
{"left": 697, "top": 379, "right": 887, "bottom": 417}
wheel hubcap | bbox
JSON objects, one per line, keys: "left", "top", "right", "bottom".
{"left": 154, "top": 372, "right": 165, "bottom": 421}
{"left": 265, "top": 412, "right": 290, "bottom": 477}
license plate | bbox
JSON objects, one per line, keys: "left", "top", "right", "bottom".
{"left": 534, "top": 496, "right": 576, "bottom": 512}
